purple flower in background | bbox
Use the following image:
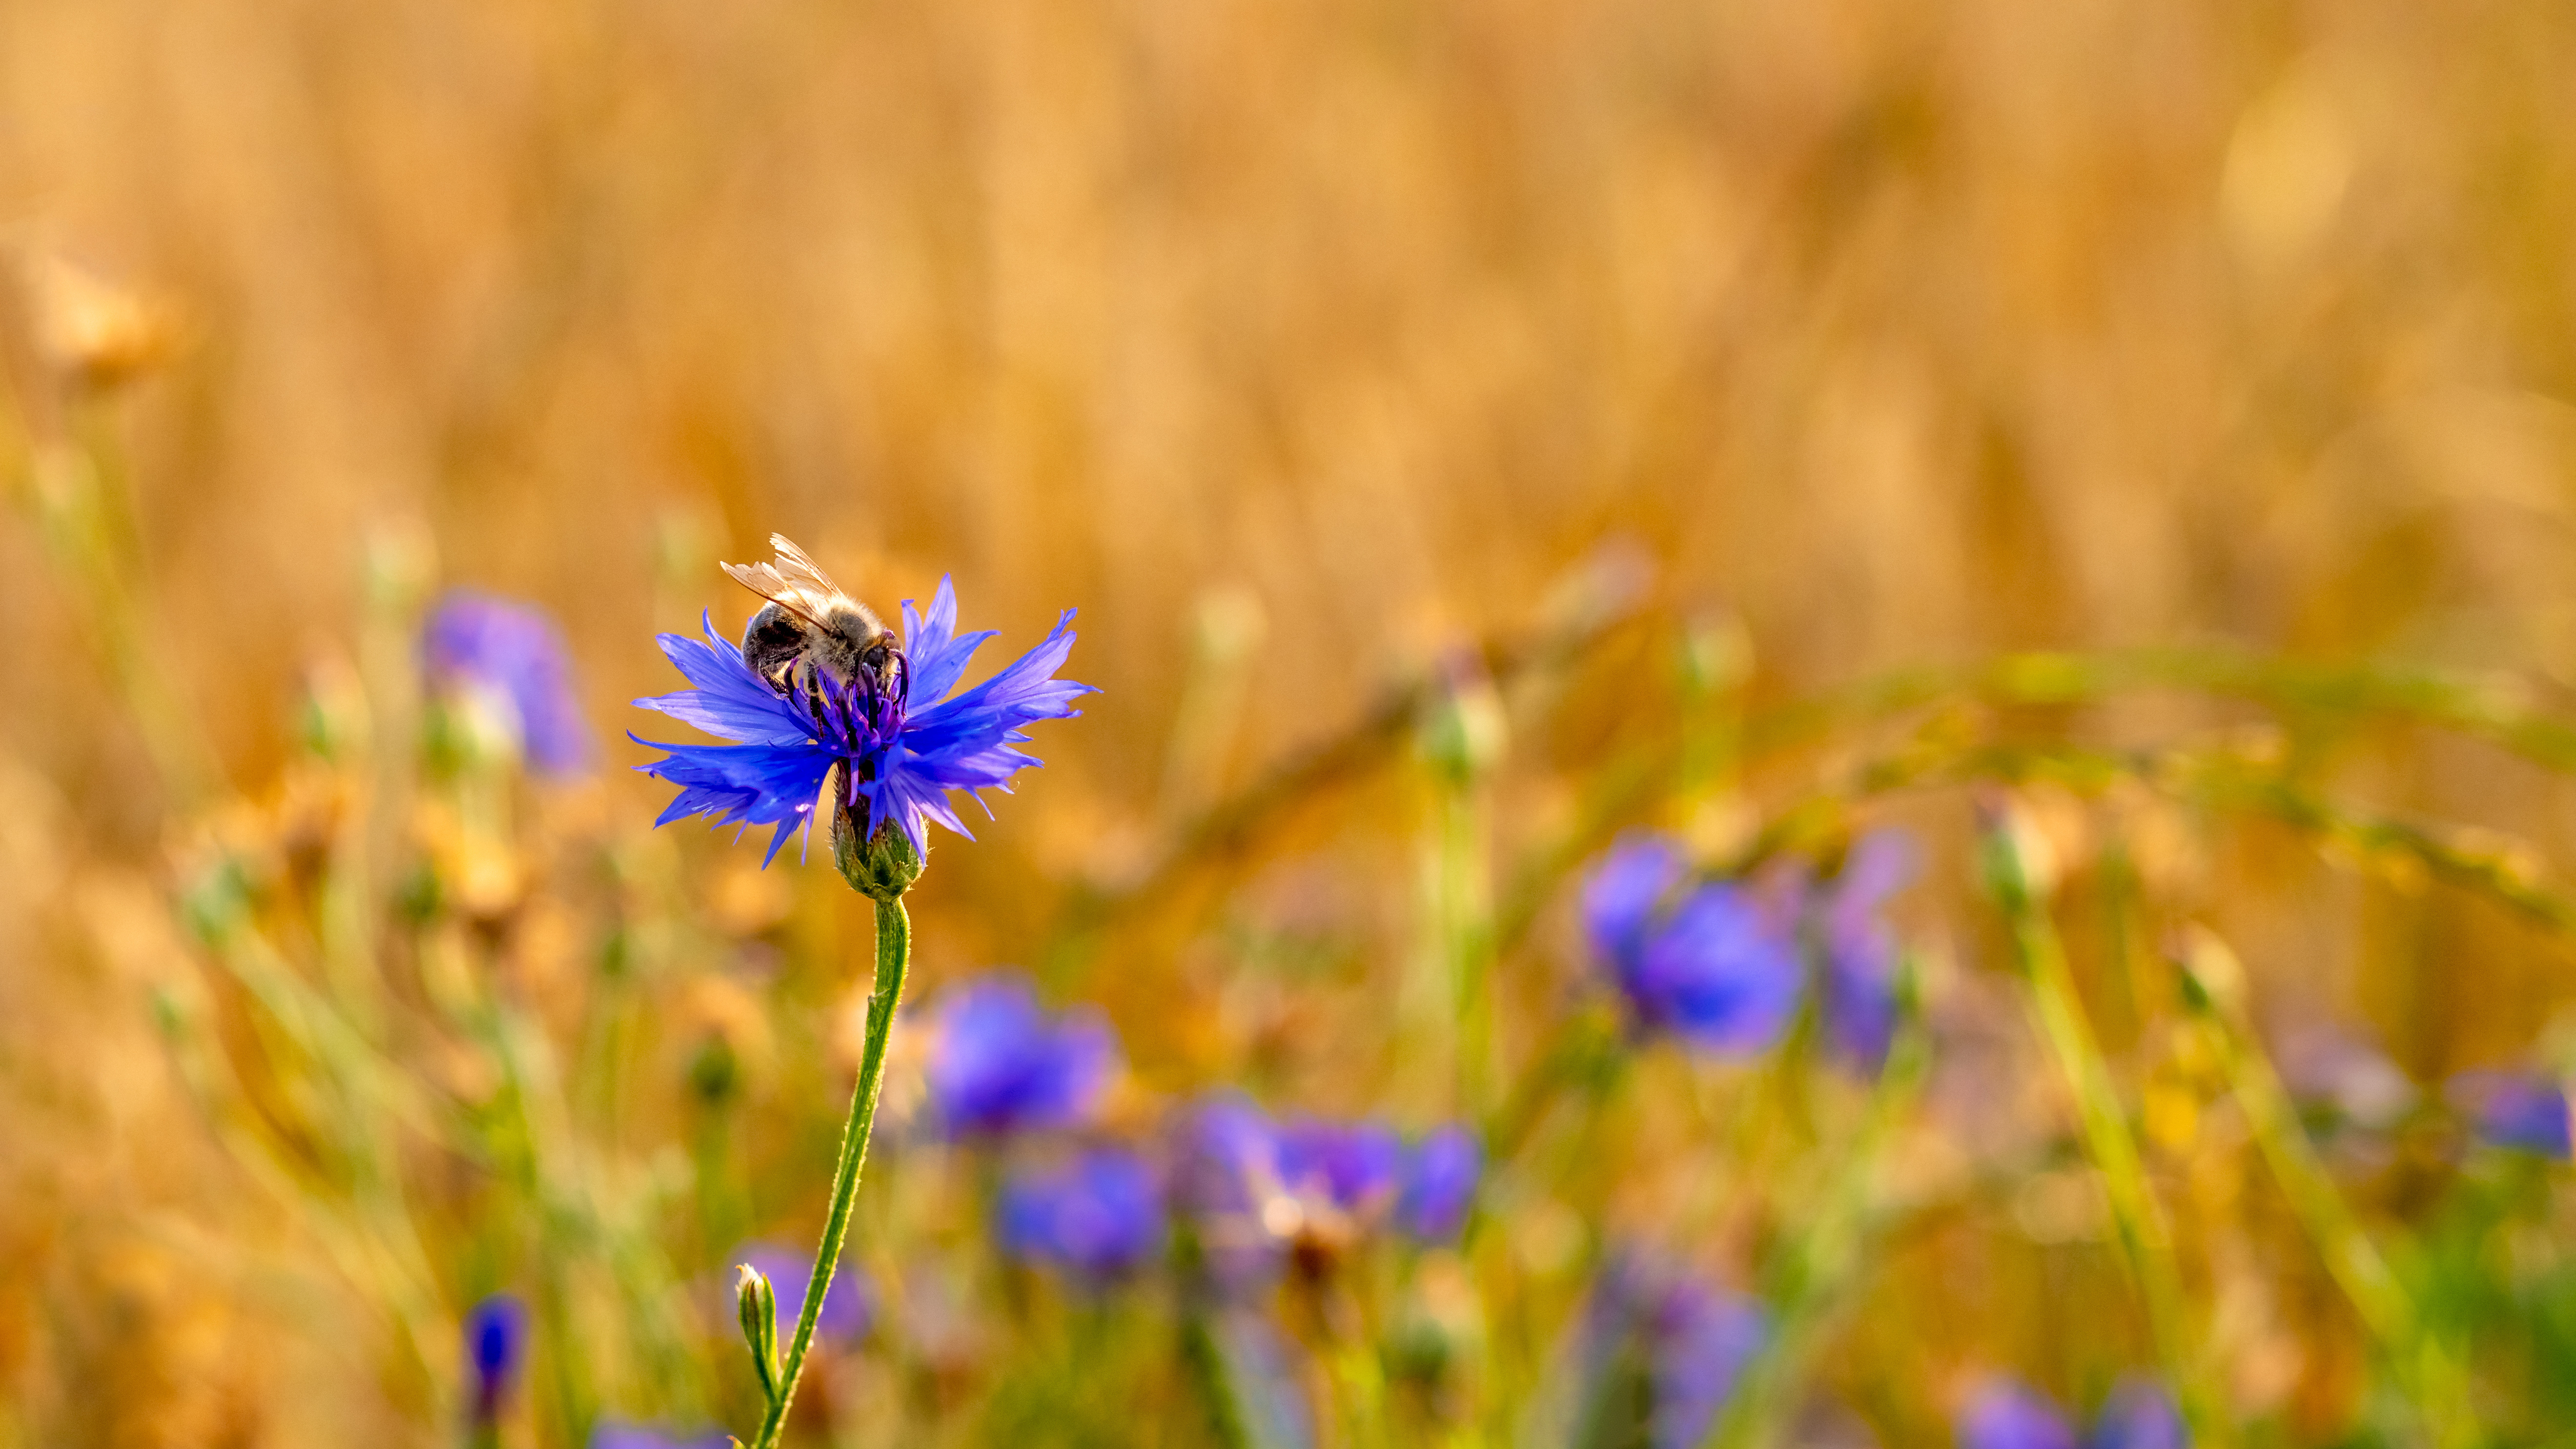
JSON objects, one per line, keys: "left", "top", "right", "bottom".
{"left": 924, "top": 973, "right": 1117, "bottom": 1137}
{"left": 1957, "top": 1378, "right": 2078, "bottom": 1449}
{"left": 634, "top": 570, "right": 1092, "bottom": 864}
{"left": 588, "top": 1423, "right": 734, "bottom": 1449}
{"left": 999, "top": 1147, "right": 1168, "bottom": 1283}
{"left": 2449, "top": 1069, "right": 2573, "bottom": 1159}
{"left": 733, "top": 1242, "right": 872, "bottom": 1345}
{"left": 1396, "top": 1124, "right": 1481, "bottom": 1243}
{"left": 2089, "top": 1379, "right": 2188, "bottom": 1449}
{"left": 1813, "top": 830, "right": 1915, "bottom": 1070}
{"left": 426, "top": 591, "right": 593, "bottom": 777}
{"left": 1583, "top": 833, "right": 1801, "bottom": 1059}
{"left": 1171, "top": 1093, "right": 1289, "bottom": 1287}
{"left": 1572, "top": 1252, "right": 1769, "bottom": 1449}
{"left": 463, "top": 1292, "right": 527, "bottom": 1425}
{"left": 1276, "top": 1117, "right": 1406, "bottom": 1224}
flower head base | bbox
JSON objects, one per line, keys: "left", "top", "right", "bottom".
{"left": 634, "top": 571, "right": 1092, "bottom": 867}
{"left": 426, "top": 591, "right": 594, "bottom": 777}
{"left": 998, "top": 1147, "right": 1168, "bottom": 1284}
{"left": 1583, "top": 834, "right": 1801, "bottom": 1059}
{"left": 924, "top": 973, "right": 1118, "bottom": 1138}
{"left": 731, "top": 1242, "right": 873, "bottom": 1346}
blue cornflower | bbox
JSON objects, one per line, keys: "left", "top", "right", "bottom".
{"left": 1171, "top": 1093, "right": 1290, "bottom": 1287}
{"left": 588, "top": 1423, "right": 734, "bottom": 1449}
{"left": 2090, "top": 1379, "right": 2188, "bottom": 1449}
{"left": 462, "top": 1292, "right": 528, "bottom": 1425}
{"left": 1169, "top": 1098, "right": 1476, "bottom": 1285}
{"left": 1583, "top": 833, "right": 1802, "bottom": 1059}
{"left": 732, "top": 1243, "right": 872, "bottom": 1345}
{"left": 426, "top": 591, "right": 594, "bottom": 777}
{"left": 633, "top": 573, "right": 1092, "bottom": 864}
{"left": 2449, "top": 1068, "right": 2572, "bottom": 1159}
{"left": 1396, "top": 1124, "right": 1482, "bottom": 1243}
{"left": 998, "top": 1147, "right": 1168, "bottom": 1283}
{"left": 1958, "top": 1376, "right": 2187, "bottom": 1449}
{"left": 1813, "top": 830, "right": 1915, "bottom": 1070}
{"left": 1571, "top": 1251, "right": 1768, "bottom": 1449}
{"left": 924, "top": 973, "right": 1118, "bottom": 1137}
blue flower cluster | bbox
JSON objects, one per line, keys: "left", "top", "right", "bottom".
{"left": 1170, "top": 1094, "right": 1482, "bottom": 1287}
{"left": 1583, "top": 829, "right": 1916, "bottom": 1068}
{"left": 425, "top": 591, "right": 595, "bottom": 778}
{"left": 633, "top": 577, "right": 1092, "bottom": 864}
{"left": 908, "top": 971, "right": 1485, "bottom": 1296}
{"left": 1957, "top": 1375, "right": 2187, "bottom": 1449}
{"left": 1566, "top": 1251, "right": 1769, "bottom": 1449}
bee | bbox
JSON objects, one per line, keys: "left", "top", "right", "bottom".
{"left": 721, "top": 534, "right": 904, "bottom": 707}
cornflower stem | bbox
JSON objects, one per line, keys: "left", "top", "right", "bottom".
{"left": 1978, "top": 809, "right": 2230, "bottom": 1449}
{"left": 749, "top": 889, "right": 911, "bottom": 1449}
{"left": 2174, "top": 930, "right": 2478, "bottom": 1449}
{"left": 1708, "top": 965, "right": 1930, "bottom": 1449}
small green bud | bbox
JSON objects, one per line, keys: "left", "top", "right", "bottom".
{"left": 736, "top": 1263, "right": 780, "bottom": 1404}
{"left": 1417, "top": 652, "right": 1507, "bottom": 784}
{"left": 829, "top": 768, "right": 923, "bottom": 903}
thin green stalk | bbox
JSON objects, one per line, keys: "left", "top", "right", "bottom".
{"left": 2175, "top": 931, "right": 2478, "bottom": 1449}
{"left": 1979, "top": 810, "right": 2229, "bottom": 1449}
{"left": 1709, "top": 964, "right": 1931, "bottom": 1449}
{"left": 749, "top": 890, "right": 910, "bottom": 1449}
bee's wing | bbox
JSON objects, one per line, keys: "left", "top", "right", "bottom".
{"left": 764, "top": 534, "right": 846, "bottom": 600}
{"left": 721, "top": 558, "right": 827, "bottom": 625}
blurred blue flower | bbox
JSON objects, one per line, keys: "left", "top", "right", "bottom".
{"left": 998, "top": 1147, "right": 1168, "bottom": 1283}
{"left": 1170, "top": 1098, "right": 1472, "bottom": 1285}
{"left": 588, "top": 1423, "right": 734, "bottom": 1449}
{"left": 1583, "top": 833, "right": 1801, "bottom": 1059}
{"left": 1171, "top": 1093, "right": 1289, "bottom": 1288}
{"left": 1396, "top": 1124, "right": 1481, "bottom": 1243}
{"left": 1276, "top": 1116, "right": 1406, "bottom": 1222}
{"left": 1957, "top": 1378, "right": 2077, "bottom": 1449}
{"left": 426, "top": 591, "right": 593, "bottom": 777}
{"left": 732, "top": 1242, "right": 872, "bottom": 1345}
{"left": 2089, "top": 1379, "right": 2187, "bottom": 1449}
{"left": 1572, "top": 1252, "right": 1769, "bottom": 1449}
{"left": 462, "top": 1292, "right": 527, "bottom": 1425}
{"left": 1813, "top": 830, "right": 1915, "bottom": 1070}
{"left": 2449, "top": 1069, "right": 2572, "bottom": 1159}
{"left": 924, "top": 973, "right": 1117, "bottom": 1137}
{"left": 634, "top": 575, "right": 1092, "bottom": 864}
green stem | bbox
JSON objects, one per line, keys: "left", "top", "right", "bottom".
{"left": 749, "top": 892, "right": 910, "bottom": 1449}
{"left": 2175, "top": 932, "right": 2478, "bottom": 1449}
{"left": 1980, "top": 810, "right": 2230, "bottom": 1449}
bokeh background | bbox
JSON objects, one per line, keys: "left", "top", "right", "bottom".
{"left": 7, "top": 1, "right": 2576, "bottom": 1446}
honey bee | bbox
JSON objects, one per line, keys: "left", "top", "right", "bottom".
{"left": 721, "top": 534, "right": 904, "bottom": 706}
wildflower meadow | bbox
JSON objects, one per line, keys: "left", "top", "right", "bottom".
{"left": 4, "top": 4, "right": 2576, "bottom": 1448}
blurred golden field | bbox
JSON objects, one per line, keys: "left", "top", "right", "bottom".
{"left": 8, "top": 1, "right": 2576, "bottom": 1446}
